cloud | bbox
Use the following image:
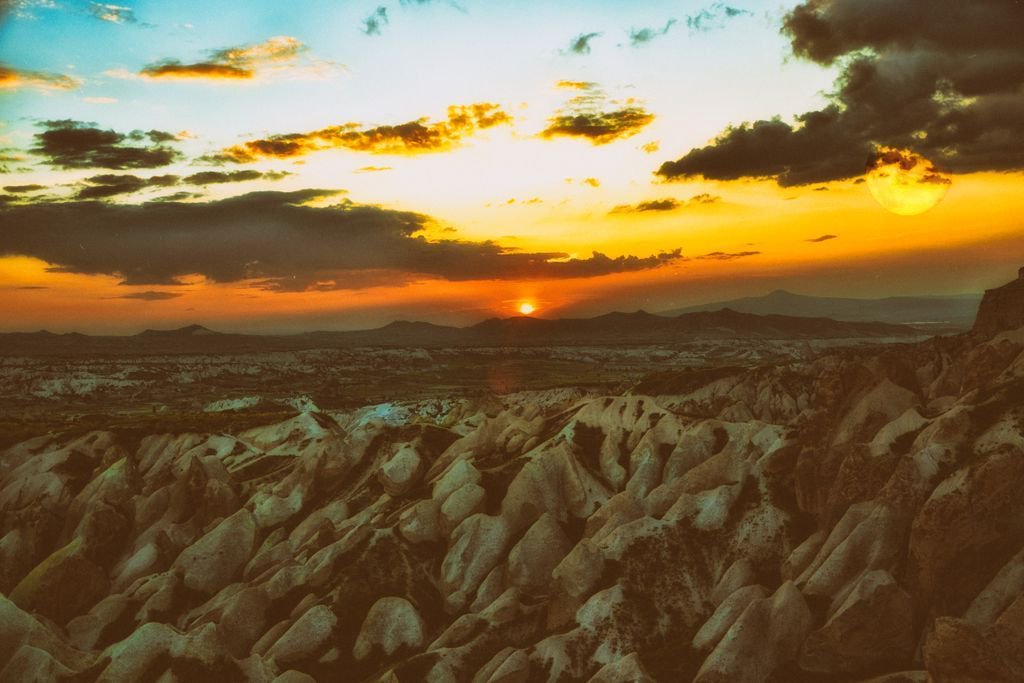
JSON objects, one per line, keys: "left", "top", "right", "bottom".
{"left": 583, "top": 177, "right": 600, "bottom": 188}
{"left": 0, "top": 63, "right": 80, "bottom": 91}
{"left": 540, "top": 82, "right": 653, "bottom": 145}
{"left": 83, "top": 96, "right": 118, "bottom": 104}
{"left": 630, "top": 19, "right": 677, "bottom": 46}
{"left": 1, "top": 0, "right": 56, "bottom": 21}
{"left": 111, "top": 291, "right": 184, "bottom": 301}
{"left": 541, "top": 109, "right": 654, "bottom": 145}
{"left": 137, "top": 36, "right": 337, "bottom": 81}
{"left": 658, "top": 0, "right": 1024, "bottom": 186}
{"left": 88, "top": 2, "right": 136, "bottom": 24}
{"left": 362, "top": 6, "right": 388, "bottom": 35}
{"left": 0, "top": 190, "right": 684, "bottom": 289}
{"left": 868, "top": 147, "right": 952, "bottom": 185}
{"left": 686, "top": 3, "right": 752, "bottom": 32}
{"left": 566, "top": 32, "right": 600, "bottom": 55}
{"left": 33, "top": 120, "right": 182, "bottom": 169}
{"left": 611, "top": 198, "right": 680, "bottom": 214}
{"left": 697, "top": 250, "right": 760, "bottom": 260}
{"left": 213, "top": 103, "right": 512, "bottom": 161}
{"left": 149, "top": 191, "right": 203, "bottom": 203}
{"left": 355, "top": 166, "right": 393, "bottom": 173}
{"left": 556, "top": 80, "right": 597, "bottom": 90}
{"left": 806, "top": 234, "right": 837, "bottom": 243}
{"left": 3, "top": 184, "right": 45, "bottom": 193}
{"left": 183, "top": 170, "right": 290, "bottom": 185}
{"left": 76, "top": 173, "right": 179, "bottom": 199}
{"left": 610, "top": 193, "right": 720, "bottom": 214}
{"left": 72, "top": 169, "right": 289, "bottom": 199}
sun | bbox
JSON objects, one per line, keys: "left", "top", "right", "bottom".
{"left": 865, "top": 147, "right": 951, "bottom": 216}
{"left": 518, "top": 302, "right": 536, "bottom": 315}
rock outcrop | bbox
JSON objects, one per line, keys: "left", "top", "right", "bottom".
{"left": 973, "top": 266, "right": 1024, "bottom": 335}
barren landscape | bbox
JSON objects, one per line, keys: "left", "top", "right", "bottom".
{"left": 3, "top": 1, "right": 1023, "bottom": 680}
{"left": 2, "top": 274, "right": 1022, "bottom": 681}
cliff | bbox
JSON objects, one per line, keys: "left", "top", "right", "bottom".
{"left": 974, "top": 266, "right": 1024, "bottom": 335}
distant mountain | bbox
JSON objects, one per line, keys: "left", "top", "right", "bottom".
{"left": 462, "top": 309, "right": 917, "bottom": 345}
{"left": 661, "top": 289, "right": 981, "bottom": 329}
{"left": 0, "top": 308, "right": 923, "bottom": 356}
{"left": 137, "top": 324, "right": 220, "bottom": 337}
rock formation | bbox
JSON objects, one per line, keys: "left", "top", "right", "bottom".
{"left": 2, "top": 271, "right": 1024, "bottom": 681}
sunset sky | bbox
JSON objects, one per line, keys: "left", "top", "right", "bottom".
{"left": 1, "top": 0, "right": 1022, "bottom": 333}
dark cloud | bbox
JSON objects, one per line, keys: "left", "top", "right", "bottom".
{"left": 690, "top": 193, "right": 720, "bottom": 204}
{"left": 566, "top": 32, "right": 600, "bottom": 55}
{"left": 3, "top": 184, "right": 45, "bottom": 193}
{"left": 76, "top": 173, "right": 180, "bottom": 200}
{"left": 139, "top": 36, "right": 314, "bottom": 80}
{"left": 867, "top": 148, "right": 952, "bottom": 185}
{"left": 611, "top": 199, "right": 680, "bottom": 214}
{"left": 0, "top": 63, "right": 79, "bottom": 90}
{"left": 806, "top": 234, "right": 837, "bottom": 243}
{"left": 112, "top": 291, "right": 184, "bottom": 301}
{"left": 72, "top": 170, "right": 288, "bottom": 199}
{"left": 541, "top": 82, "right": 653, "bottom": 145}
{"left": 183, "top": 170, "right": 289, "bottom": 185}
{"left": 686, "top": 3, "right": 752, "bottom": 32}
{"left": 659, "top": 0, "right": 1024, "bottom": 186}
{"left": 34, "top": 120, "right": 181, "bottom": 170}
{"left": 610, "top": 193, "right": 721, "bottom": 215}
{"left": 541, "top": 109, "right": 654, "bottom": 145}
{"left": 362, "top": 6, "right": 388, "bottom": 35}
{"left": 630, "top": 19, "right": 677, "bottom": 46}
{"left": 0, "top": 190, "right": 683, "bottom": 289}
{"left": 697, "top": 250, "right": 760, "bottom": 261}
{"left": 149, "top": 191, "right": 204, "bottom": 203}
{"left": 213, "top": 104, "right": 512, "bottom": 161}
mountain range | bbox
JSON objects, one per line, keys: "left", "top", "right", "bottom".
{"left": 660, "top": 289, "right": 981, "bottom": 329}
{"left": 0, "top": 308, "right": 921, "bottom": 356}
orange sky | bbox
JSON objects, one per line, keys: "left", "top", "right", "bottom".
{"left": 2, "top": 0, "right": 1023, "bottom": 332}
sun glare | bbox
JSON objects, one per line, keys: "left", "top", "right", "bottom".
{"left": 518, "top": 302, "right": 536, "bottom": 315}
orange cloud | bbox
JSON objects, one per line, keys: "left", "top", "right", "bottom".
{"left": 137, "top": 36, "right": 336, "bottom": 81}
{"left": 540, "top": 82, "right": 653, "bottom": 145}
{"left": 0, "top": 64, "right": 80, "bottom": 91}
{"left": 214, "top": 103, "right": 513, "bottom": 161}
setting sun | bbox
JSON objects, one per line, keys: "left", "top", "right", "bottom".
{"left": 518, "top": 302, "right": 536, "bottom": 315}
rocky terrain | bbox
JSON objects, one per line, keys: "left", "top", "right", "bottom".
{"left": 1, "top": 275, "right": 1023, "bottom": 681}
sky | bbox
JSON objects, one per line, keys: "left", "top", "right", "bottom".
{"left": 1, "top": 0, "right": 1023, "bottom": 333}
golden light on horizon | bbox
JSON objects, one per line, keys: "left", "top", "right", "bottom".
{"left": 518, "top": 302, "right": 536, "bottom": 315}
{"left": 866, "top": 148, "right": 951, "bottom": 216}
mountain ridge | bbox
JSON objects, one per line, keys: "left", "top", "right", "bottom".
{"left": 661, "top": 289, "right": 982, "bottom": 328}
{"left": 0, "top": 308, "right": 922, "bottom": 356}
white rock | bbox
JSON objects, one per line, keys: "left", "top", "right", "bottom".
{"left": 354, "top": 597, "right": 425, "bottom": 660}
